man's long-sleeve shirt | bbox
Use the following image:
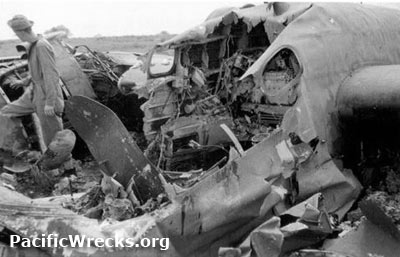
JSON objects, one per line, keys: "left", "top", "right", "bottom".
{"left": 28, "top": 37, "right": 64, "bottom": 112}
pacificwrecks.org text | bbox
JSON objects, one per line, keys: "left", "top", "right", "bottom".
{"left": 10, "top": 234, "right": 170, "bottom": 250}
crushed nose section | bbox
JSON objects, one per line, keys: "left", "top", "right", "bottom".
{"left": 65, "top": 95, "right": 166, "bottom": 203}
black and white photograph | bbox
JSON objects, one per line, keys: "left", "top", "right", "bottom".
{"left": 0, "top": 1, "right": 400, "bottom": 256}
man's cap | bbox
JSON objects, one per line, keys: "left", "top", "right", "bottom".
{"left": 7, "top": 15, "right": 34, "bottom": 31}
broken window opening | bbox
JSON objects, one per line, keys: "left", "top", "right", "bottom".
{"left": 261, "top": 48, "right": 300, "bottom": 106}
{"left": 248, "top": 23, "right": 270, "bottom": 48}
{"left": 220, "top": 49, "right": 301, "bottom": 145}
{"left": 148, "top": 48, "right": 175, "bottom": 76}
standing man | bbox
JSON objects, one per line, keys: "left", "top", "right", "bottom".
{"left": 2, "top": 15, "right": 64, "bottom": 149}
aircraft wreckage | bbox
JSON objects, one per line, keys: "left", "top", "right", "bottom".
{"left": 1, "top": 2, "right": 400, "bottom": 257}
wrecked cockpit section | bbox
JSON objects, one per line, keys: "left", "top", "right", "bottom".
{"left": 140, "top": 48, "right": 301, "bottom": 172}
{"left": 133, "top": 4, "right": 307, "bottom": 172}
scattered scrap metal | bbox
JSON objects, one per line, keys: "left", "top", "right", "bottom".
{"left": 1, "top": 2, "right": 400, "bottom": 257}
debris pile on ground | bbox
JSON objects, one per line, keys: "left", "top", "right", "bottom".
{"left": 13, "top": 168, "right": 56, "bottom": 198}
{"left": 337, "top": 208, "right": 365, "bottom": 237}
{"left": 356, "top": 159, "right": 400, "bottom": 231}
{"left": 365, "top": 190, "right": 400, "bottom": 230}
{"left": 3, "top": 159, "right": 101, "bottom": 198}
{"left": 68, "top": 171, "right": 170, "bottom": 221}
{"left": 70, "top": 187, "right": 169, "bottom": 221}
{"left": 67, "top": 184, "right": 104, "bottom": 217}
{"left": 52, "top": 174, "right": 99, "bottom": 196}
{"left": 385, "top": 168, "right": 400, "bottom": 194}
{"left": 102, "top": 195, "right": 136, "bottom": 221}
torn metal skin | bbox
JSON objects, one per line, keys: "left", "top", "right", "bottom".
{"left": 3, "top": 2, "right": 400, "bottom": 257}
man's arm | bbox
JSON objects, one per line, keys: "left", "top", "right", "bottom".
{"left": 36, "top": 41, "right": 60, "bottom": 115}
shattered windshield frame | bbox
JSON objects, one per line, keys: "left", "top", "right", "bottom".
{"left": 148, "top": 47, "right": 176, "bottom": 78}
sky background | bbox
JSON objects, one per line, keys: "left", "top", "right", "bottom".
{"left": 0, "top": 0, "right": 255, "bottom": 40}
{"left": 1, "top": 0, "right": 399, "bottom": 41}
